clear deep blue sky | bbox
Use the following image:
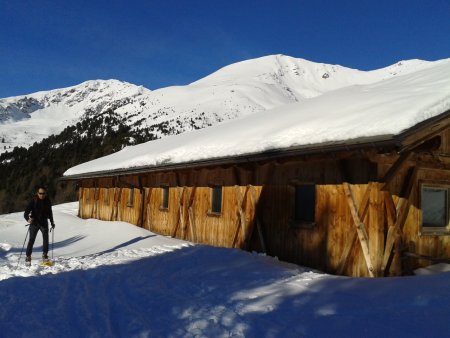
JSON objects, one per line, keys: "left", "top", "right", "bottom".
{"left": 1, "top": 0, "right": 449, "bottom": 97}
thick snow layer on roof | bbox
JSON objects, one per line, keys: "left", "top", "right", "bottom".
{"left": 64, "top": 58, "right": 450, "bottom": 176}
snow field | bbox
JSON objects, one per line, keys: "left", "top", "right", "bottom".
{"left": 0, "top": 202, "right": 449, "bottom": 337}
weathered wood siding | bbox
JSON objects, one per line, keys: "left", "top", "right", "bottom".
{"left": 144, "top": 185, "right": 261, "bottom": 248}
{"left": 75, "top": 123, "right": 450, "bottom": 277}
{"left": 402, "top": 168, "right": 450, "bottom": 271}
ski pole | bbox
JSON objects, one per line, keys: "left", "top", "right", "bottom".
{"left": 16, "top": 226, "right": 30, "bottom": 269}
{"left": 51, "top": 227, "right": 54, "bottom": 260}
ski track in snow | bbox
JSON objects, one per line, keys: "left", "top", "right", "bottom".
{"left": 0, "top": 245, "right": 188, "bottom": 281}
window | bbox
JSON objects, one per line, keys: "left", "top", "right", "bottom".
{"left": 210, "top": 186, "right": 223, "bottom": 215}
{"left": 104, "top": 188, "right": 110, "bottom": 205}
{"left": 127, "top": 188, "right": 135, "bottom": 207}
{"left": 421, "top": 184, "right": 449, "bottom": 234}
{"left": 293, "top": 184, "right": 316, "bottom": 225}
{"left": 161, "top": 186, "right": 169, "bottom": 210}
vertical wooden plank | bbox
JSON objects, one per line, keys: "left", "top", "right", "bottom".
{"left": 231, "top": 186, "right": 250, "bottom": 248}
{"left": 143, "top": 187, "right": 153, "bottom": 230}
{"left": 188, "top": 207, "right": 197, "bottom": 242}
{"left": 243, "top": 186, "right": 257, "bottom": 249}
{"left": 382, "top": 191, "right": 399, "bottom": 275}
{"left": 369, "top": 183, "right": 385, "bottom": 277}
{"left": 137, "top": 177, "right": 145, "bottom": 228}
{"left": 109, "top": 187, "right": 117, "bottom": 221}
{"left": 231, "top": 186, "right": 244, "bottom": 248}
{"left": 172, "top": 187, "right": 185, "bottom": 238}
{"left": 78, "top": 187, "right": 83, "bottom": 218}
{"left": 186, "top": 187, "right": 197, "bottom": 242}
{"left": 382, "top": 225, "right": 397, "bottom": 274}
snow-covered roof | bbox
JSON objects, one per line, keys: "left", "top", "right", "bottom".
{"left": 64, "top": 58, "right": 450, "bottom": 178}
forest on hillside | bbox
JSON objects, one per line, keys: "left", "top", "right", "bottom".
{"left": 0, "top": 110, "right": 158, "bottom": 214}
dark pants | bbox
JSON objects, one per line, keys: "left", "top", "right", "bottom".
{"left": 26, "top": 223, "right": 49, "bottom": 257}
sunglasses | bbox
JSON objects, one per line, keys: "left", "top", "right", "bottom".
{"left": 38, "top": 192, "right": 46, "bottom": 195}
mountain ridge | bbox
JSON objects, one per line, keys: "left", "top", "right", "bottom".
{"left": 0, "top": 54, "right": 447, "bottom": 213}
{"left": 0, "top": 54, "right": 440, "bottom": 154}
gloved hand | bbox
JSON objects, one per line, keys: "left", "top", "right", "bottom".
{"left": 51, "top": 223, "right": 55, "bottom": 229}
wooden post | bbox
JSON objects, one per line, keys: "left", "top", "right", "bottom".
{"left": 188, "top": 207, "right": 197, "bottom": 242}
{"left": 78, "top": 187, "right": 83, "bottom": 218}
{"left": 137, "top": 176, "right": 146, "bottom": 228}
{"left": 382, "top": 167, "right": 417, "bottom": 275}
{"left": 172, "top": 187, "right": 186, "bottom": 238}
{"left": 143, "top": 187, "right": 153, "bottom": 230}
{"left": 243, "top": 186, "right": 258, "bottom": 249}
{"left": 369, "top": 183, "right": 385, "bottom": 277}
{"left": 91, "top": 186, "right": 98, "bottom": 219}
{"left": 231, "top": 185, "right": 250, "bottom": 248}
{"left": 186, "top": 187, "right": 197, "bottom": 242}
{"left": 343, "top": 183, "right": 375, "bottom": 277}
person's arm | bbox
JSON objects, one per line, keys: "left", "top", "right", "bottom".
{"left": 24, "top": 200, "right": 32, "bottom": 222}
{"left": 48, "top": 199, "right": 55, "bottom": 227}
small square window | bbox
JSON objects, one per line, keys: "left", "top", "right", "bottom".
{"left": 293, "top": 184, "right": 316, "bottom": 225}
{"left": 161, "top": 186, "right": 169, "bottom": 210}
{"left": 421, "top": 184, "right": 449, "bottom": 234}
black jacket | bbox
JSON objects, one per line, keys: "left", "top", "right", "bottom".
{"left": 24, "top": 197, "right": 54, "bottom": 227}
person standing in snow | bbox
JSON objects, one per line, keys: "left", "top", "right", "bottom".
{"left": 23, "top": 186, "right": 55, "bottom": 265}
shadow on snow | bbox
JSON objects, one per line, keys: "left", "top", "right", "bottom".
{"left": 0, "top": 245, "right": 449, "bottom": 338}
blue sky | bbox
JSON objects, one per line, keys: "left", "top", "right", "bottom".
{"left": 1, "top": 0, "right": 449, "bottom": 97}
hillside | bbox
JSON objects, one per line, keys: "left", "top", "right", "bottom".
{"left": 0, "top": 55, "right": 434, "bottom": 152}
{"left": 0, "top": 55, "right": 439, "bottom": 213}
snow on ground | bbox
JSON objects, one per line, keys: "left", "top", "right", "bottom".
{"left": 0, "top": 203, "right": 449, "bottom": 337}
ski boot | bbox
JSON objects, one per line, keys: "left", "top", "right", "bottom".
{"left": 41, "top": 253, "right": 54, "bottom": 267}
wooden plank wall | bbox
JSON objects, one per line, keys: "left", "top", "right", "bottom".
{"left": 402, "top": 168, "right": 450, "bottom": 272}
{"left": 75, "top": 125, "right": 450, "bottom": 277}
{"left": 144, "top": 185, "right": 262, "bottom": 248}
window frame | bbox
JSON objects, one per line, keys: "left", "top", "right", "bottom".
{"left": 127, "top": 188, "right": 135, "bottom": 208}
{"left": 208, "top": 185, "right": 223, "bottom": 216}
{"left": 290, "top": 183, "right": 316, "bottom": 228}
{"left": 420, "top": 182, "right": 450, "bottom": 236}
{"left": 160, "top": 185, "right": 170, "bottom": 211}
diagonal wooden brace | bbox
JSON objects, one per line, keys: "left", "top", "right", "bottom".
{"left": 343, "top": 183, "right": 375, "bottom": 277}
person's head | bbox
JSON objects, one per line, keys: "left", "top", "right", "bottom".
{"left": 36, "top": 186, "right": 47, "bottom": 200}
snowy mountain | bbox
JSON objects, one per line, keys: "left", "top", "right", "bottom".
{"left": 0, "top": 55, "right": 435, "bottom": 154}
{"left": 0, "top": 80, "right": 149, "bottom": 152}
{"left": 64, "top": 56, "right": 450, "bottom": 177}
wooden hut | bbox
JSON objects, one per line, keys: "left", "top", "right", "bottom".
{"left": 62, "top": 62, "right": 450, "bottom": 277}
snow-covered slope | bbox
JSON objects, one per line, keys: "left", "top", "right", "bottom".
{"left": 0, "top": 203, "right": 449, "bottom": 337}
{"left": 64, "top": 57, "right": 450, "bottom": 177}
{"left": 0, "top": 55, "right": 437, "bottom": 154}
{"left": 0, "top": 80, "right": 149, "bottom": 152}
